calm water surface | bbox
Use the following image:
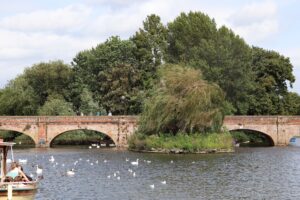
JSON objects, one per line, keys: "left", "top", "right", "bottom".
{"left": 7, "top": 146, "right": 300, "bottom": 200}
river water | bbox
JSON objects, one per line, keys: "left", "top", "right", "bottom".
{"left": 5, "top": 146, "right": 300, "bottom": 200}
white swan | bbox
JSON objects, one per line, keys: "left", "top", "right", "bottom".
{"left": 36, "top": 165, "right": 43, "bottom": 174}
{"left": 67, "top": 169, "right": 75, "bottom": 176}
{"left": 19, "top": 159, "right": 27, "bottom": 164}
{"left": 150, "top": 184, "right": 155, "bottom": 189}
{"left": 49, "top": 156, "right": 55, "bottom": 162}
{"left": 131, "top": 159, "right": 139, "bottom": 166}
{"left": 161, "top": 180, "right": 166, "bottom": 184}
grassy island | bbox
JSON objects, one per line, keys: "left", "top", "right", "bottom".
{"left": 129, "top": 132, "right": 233, "bottom": 153}
{"left": 129, "top": 64, "right": 234, "bottom": 153}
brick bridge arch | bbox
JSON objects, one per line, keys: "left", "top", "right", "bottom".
{"left": 0, "top": 115, "right": 299, "bottom": 147}
{"left": 226, "top": 128, "right": 275, "bottom": 146}
{"left": 0, "top": 116, "right": 138, "bottom": 148}
{"left": 49, "top": 128, "right": 118, "bottom": 146}
{"left": 0, "top": 127, "right": 36, "bottom": 145}
{"left": 223, "top": 116, "right": 300, "bottom": 146}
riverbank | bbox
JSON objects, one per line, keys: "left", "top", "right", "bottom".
{"left": 128, "top": 132, "right": 234, "bottom": 154}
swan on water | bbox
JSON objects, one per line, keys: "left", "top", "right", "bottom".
{"left": 36, "top": 165, "right": 43, "bottom": 174}
{"left": 131, "top": 159, "right": 139, "bottom": 166}
{"left": 19, "top": 159, "right": 27, "bottom": 164}
{"left": 67, "top": 169, "right": 75, "bottom": 176}
{"left": 49, "top": 156, "right": 55, "bottom": 162}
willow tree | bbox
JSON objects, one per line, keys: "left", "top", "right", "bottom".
{"left": 138, "top": 64, "right": 225, "bottom": 135}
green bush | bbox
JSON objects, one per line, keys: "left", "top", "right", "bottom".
{"left": 129, "top": 132, "right": 233, "bottom": 152}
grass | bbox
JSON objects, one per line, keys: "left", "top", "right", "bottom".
{"left": 128, "top": 132, "right": 234, "bottom": 153}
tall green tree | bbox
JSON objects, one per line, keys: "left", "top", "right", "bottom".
{"left": 131, "top": 14, "right": 168, "bottom": 89}
{"left": 248, "top": 47, "right": 295, "bottom": 115}
{"left": 139, "top": 64, "right": 225, "bottom": 135}
{"left": 166, "top": 12, "right": 254, "bottom": 114}
{"left": 72, "top": 36, "right": 143, "bottom": 114}
{"left": 23, "top": 60, "right": 74, "bottom": 106}
{"left": 0, "top": 77, "right": 39, "bottom": 115}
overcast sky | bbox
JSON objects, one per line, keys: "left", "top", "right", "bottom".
{"left": 0, "top": 0, "right": 299, "bottom": 94}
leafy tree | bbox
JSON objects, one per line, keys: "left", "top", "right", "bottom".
{"left": 72, "top": 36, "right": 143, "bottom": 115}
{"left": 248, "top": 47, "right": 295, "bottom": 115}
{"left": 139, "top": 64, "right": 225, "bottom": 135}
{"left": 23, "top": 60, "right": 74, "bottom": 106}
{"left": 79, "top": 87, "right": 101, "bottom": 115}
{"left": 131, "top": 14, "right": 168, "bottom": 89}
{"left": 282, "top": 92, "right": 300, "bottom": 115}
{"left": 166, "top": 12, "right": 254, "bottom": 114}
{"left": 167, "top": 11, "right": 217, "bottom": 66}
{"left": 0, "top": 77, "right": 39, "bottom": 115}
{"left": 38, "top": 95, "right": 75, "bottom": 116}
{"left": 213, "top": 26, "right": 254, "bottom": 114}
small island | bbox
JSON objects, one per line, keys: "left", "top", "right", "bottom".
{"left": 128, "top": 64, "right": 234, "bottom": 153}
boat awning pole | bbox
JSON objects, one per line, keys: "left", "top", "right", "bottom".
{"left": 10, "top": 146, "right": 14, "bottom": 162}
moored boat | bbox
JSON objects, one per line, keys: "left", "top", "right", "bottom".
{"left": 0, "top": 140, "right": 38, "bottom": 196}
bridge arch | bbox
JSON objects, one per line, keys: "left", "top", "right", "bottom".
{"left": 0, "top": 127, "right": 37, "bottom": 145}
{"left": 229, "top": 128, "right": 275, "bottom": 146}
{"left": 48, "top": 128, "right": 117, "bottom": 147}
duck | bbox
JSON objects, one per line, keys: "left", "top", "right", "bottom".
{"left": 131, "top": 159, "right": 139, "bottom": 166}
{"left": 67, "top": 169, "right": 75, "bottom": 176}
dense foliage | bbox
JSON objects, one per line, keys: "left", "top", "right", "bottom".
{"left": 0, "top": 11, "right": 298, "bottom": 118}
{"left": 138, "top": 64, "right": 225, "bottom": 135}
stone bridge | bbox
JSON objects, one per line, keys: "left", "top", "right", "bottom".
{"left": 224, "top": 116, "right": 300, "bottom": 146}
{"left": 0, "top": 116, "right": 138, "bottom": 148}
{"left": 0, "top": 115, "right": 299, "bottom": 147}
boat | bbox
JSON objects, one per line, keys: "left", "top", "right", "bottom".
{"left": 0, "top": 140, "right": 38, "bottom": 197}
{"left": 289, "top": 136, "right": 300, "bottom": 147}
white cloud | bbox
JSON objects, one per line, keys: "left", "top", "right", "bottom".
{"left": 0, "top": 4, "right": 91, "bottom": 32}
{"left": 227, "top": 0, "right": 279, "bottom": 43}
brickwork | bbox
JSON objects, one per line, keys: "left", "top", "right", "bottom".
{"left": 0, "top": 115, "right": 299, "bottom": 147}
{"left": 0, "top": 116, "right": 138, "bottom": 147}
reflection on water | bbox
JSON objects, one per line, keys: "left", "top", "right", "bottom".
{"left": 6, "top": 146, "right": 300, "bottom": 200}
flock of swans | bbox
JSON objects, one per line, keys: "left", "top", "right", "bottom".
{"left": 11, "top": 149, "right": 173, "bottom": 190}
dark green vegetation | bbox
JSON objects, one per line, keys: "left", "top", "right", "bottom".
{"left": 231, "top": 130, "right": 274, "bottom": 147}
{"left": 129, "top": 64, "right": 233, "bottom": 152}
{"left": 50, "top": 130, "right": 114, "bottom": 147}
{"left": 0, "top": 131, "right": 35, "bottom": 147}
{"left": 0, "top": 130, "right": 114, "bottom": 147}
{"left": 0, "top": 12, "right": 299, "bottom": 147}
